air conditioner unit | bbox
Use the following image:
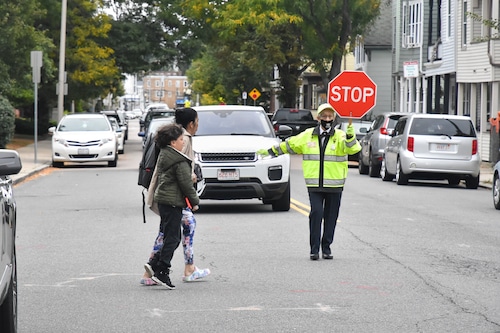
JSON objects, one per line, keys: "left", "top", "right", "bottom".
{"left": 406, "top": 35, "right": 415, "bottom": 47}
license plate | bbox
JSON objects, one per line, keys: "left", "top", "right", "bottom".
{"left": 217, "top": 169, "right": 239, "bottom": 181}
{"left": 78, "top": 148, "right": 89, "bottom": 155}
{"left": 435, "top": 144, "right": 451, "bottom": 151}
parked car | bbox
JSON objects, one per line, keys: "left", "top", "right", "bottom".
{"left": 359, "top": 112, "right": 407, "bottom": 177}
{"left": 101, "top": 110, "right": 128, "bottom": 141}
{"left": 0, "top": 149, "right": 22, "bottom": 333}
{"left": 493, "top": 161, "right": 500, "bottom": 210}
{"left": 380, "top": 114, "right": 480, "bottom": 188}
{"left": 271, "top": 108, "right": 317, "bottom": 138}
{"left": 49, "top": 113, "right": 118, "bottom": 167}
{"left": 108, "top": 117, "right": 125, "bottom": 154}
{"left": 138, "top": 116, "right": 176, "bottom": 148}
{"left": 338, "top": 120, "right": 371, "bottom": 161}
{"left": 139, "top": 107, "right": 175, "bottom": 134}
{"left": 192, "top": 105, "right": 291, "bottom": 211}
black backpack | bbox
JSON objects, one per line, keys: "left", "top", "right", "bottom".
{"left": 138, "top": 134, "right": 160, "bottom": 189}
{"left": 138, "top": 134, "right": 160, "bottom": 223}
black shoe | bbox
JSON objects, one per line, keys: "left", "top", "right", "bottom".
{"left": 152, "top": 270, "right": 175, "bottom": 289}
{"left": 310, "top": 253, "right": 319, "bottom": 260}
{"left": 322, "top": 253, "right": 333, "bottom": 260}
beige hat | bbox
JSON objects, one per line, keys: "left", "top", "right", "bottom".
{"left": 317, "top": 103, "right": 336, "bottom": 116}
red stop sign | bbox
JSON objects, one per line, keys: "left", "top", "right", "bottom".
{"left": 327, "top": 71, "right": 377, "bottom": 119}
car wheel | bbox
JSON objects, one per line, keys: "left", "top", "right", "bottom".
{"left": 395, "top": 158, "right": 408, "bottom": 185}
{"left": 465, "top": 174, "right": 479, "bottom": 189}
{"left": 119, "top": 147, "right": 124, "bottom": 154}
{"left": 52, "top": 161, "right": 64, "bottom": 168}
{"left": 0, "top": 247, "right": 17, "bottom": 333}
{"left": 271, "top": 181, "right": 290, "bottom": 212}
{"left": 380, "top": 158, "right": 393, "bottom": 181}
{"left": 358, "top": 153, "right": 369, "bottom": 175}
{"left": 447, "top": 176, "right": 460, "bottom": 186}
{"left": 494, "top": 173, "right": 500, "bottom": 210}
{"left": 108, "top": 154, "right": 118, "bottom": 167}
{"left": 368, "top": 152, "right": 380, "bottom": 178}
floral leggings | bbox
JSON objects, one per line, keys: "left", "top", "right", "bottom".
{"left": 149, "top": 208, "right": 196, "bottom": 265}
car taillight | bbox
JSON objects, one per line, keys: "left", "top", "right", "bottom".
{"left": 273, "top": 124, "right": 279, "bottom": 132}
{"left": 380, "top": 127, "right": 388, "bottom": 135}
{"left": 407, "top": 136, "right": 414, "bottom": 152}
{"left": 472, "top": 139, "right": 478, "bottom": 155}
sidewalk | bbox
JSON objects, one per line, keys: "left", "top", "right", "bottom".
{"left": 10, "top": 139, "right": 53, "bottom": 185}
{"left": 7, "top": 137, "right": 495, "bottom": 189}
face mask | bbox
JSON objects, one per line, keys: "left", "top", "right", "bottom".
{"left": 320, "top": 119, "right": 333, "bottom": 130}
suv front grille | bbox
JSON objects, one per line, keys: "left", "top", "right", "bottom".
{"left": 200, "top": 152, "right": 256, "bottom": 162}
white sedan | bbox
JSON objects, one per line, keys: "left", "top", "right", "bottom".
{"left": 49, "top": 113, "right": 118, "bottom": 167}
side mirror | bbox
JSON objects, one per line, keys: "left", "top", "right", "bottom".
{"left": 48, "top": 126, "right": 56, "bottom": 135}
{"left": 277, "top": 125, "right": 293, "bottom": 139}
{"left": 138, "top": 131, "right": 145, "bottom": 137}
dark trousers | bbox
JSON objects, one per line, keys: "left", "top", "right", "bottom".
{"left": 153, "top": 203, "right": 183, "bottom": 270}
{"left": 308, "top": 191, "right": 342, "bottom": 255}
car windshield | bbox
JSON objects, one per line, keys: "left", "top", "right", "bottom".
{"left": 274, "top": 110, "right": 312, "bottom": 121}
{"left": 58, "top": 117, "right": 111, "bottom": 132}
{"left": 410, "top": 118, "right": 476, "bottom": 137}
{"left": 148, "top": 118, "right": 175, "bottom": 134}
{"left": 196, "top": 110, "right": 274, "bottom": 137}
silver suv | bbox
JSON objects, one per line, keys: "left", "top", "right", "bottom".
{"left": 0, "top": 149, "right": 22, "bottom": 332}
{"left": 192, "top": 105, "right": 291, "bottom": 211}
{"left": 380, "top": 114, "right": 481, "bottom": 188}
{"left": 359, "top": 112, "right": 407, "bottom": 177}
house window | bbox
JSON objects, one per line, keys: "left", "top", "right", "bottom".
{"left": 168, "top": 80, "right": 172, "bottom": 87}
{"left": 354, "top": 35, "right": 365, "bottom": 66}
{"left": 167, "top": 91, "right": 172, "bottom": 98}
{"left": 462, "top": 0, "right": 468, "bottom": 46}
{"left": 184, "top": 81, "right": 188, "bottom": 88}
{"left": 146, "top": 80, "right": 151, "bottom": 88}
{"left": 175, "top": 81, "right": 180, "bottom": 88}
{"left": 156, "top": 91, "right": 164, "bottom": 98}
{"left": 447, "top": 0, "right": 452, "bottom": 38}
{"left": 403, "top": 0, "right": 422, "bottom": 48}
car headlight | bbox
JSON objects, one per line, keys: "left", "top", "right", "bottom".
{"left": 54, "top": 137, "right": 67, "bottom": 146}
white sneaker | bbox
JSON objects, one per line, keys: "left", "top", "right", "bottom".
{"left": 183, "top": 267, "right": 210, "bottom": 282}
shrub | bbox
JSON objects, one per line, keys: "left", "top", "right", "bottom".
{"left": 0, "top": 96, "right": 15, "bottom": 148}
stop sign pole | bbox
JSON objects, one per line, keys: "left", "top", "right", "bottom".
{"left": 327, "top": 71, "right": 377, "bottom": 124}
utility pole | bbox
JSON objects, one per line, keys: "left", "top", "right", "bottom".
{"left": 57, "top": 0, "right": 68, "bottom": 121}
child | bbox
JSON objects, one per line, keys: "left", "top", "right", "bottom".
{"left": 145, "top": 123, "right": 200, "bottom": 289}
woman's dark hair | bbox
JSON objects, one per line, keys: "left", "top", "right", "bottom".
{"left": 175, "top": 107, "right": 198, "bottom": 129}
{"left": 155, "top": 123, "right": 184, "bottom": 148}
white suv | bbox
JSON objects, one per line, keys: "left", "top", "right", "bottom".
{"left": 192, "top": 105, "right": 291, "bottom": 211}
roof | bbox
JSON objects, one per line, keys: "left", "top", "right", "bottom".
{"left": 363, "top": 1, "right": 392, "bottom": 47}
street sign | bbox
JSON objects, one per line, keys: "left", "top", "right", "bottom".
{"left": 403, "top": 61, "right": 419, "bottom": 78}
{"left": 249, "top": 88, "right": 261, "bottom": 101}
{"left": 327, "top": 71, "right": 377, "bottom": 119}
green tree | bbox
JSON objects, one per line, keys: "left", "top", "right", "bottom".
{"left": 0, "top": 96, "right": 15, "bottom": 148}
{"left": 286, "top": 0, "right": 382, "bottom": 87}
{"left": 0, "top": 0, "right": 56, "bottom": 109}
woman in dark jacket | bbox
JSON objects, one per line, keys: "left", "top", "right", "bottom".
{"left": 147, "top": 123, "right": 199, "bottom": 289}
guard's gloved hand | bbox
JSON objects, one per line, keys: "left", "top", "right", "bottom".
{"left": 346, "top": 124, "right": 356, "bottom": 140}
{"left": 256, "top": 148, "right": 270, "bottom": 157}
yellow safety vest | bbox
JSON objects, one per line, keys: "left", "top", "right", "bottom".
{"left": 272, "top": 127, "right": 361, "bottom": 189}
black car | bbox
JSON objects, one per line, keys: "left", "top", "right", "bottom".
{"left": 139, "top": 108, "right": 176, "bottom": 137}
{"left": 0, "top": 149, "right": 22, "bottom": 333}
{"left": 271, "top": 108, "right": 317, "bottom": 137}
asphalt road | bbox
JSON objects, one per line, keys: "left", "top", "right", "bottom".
{"left": 13, "top": 120, "right": 500, "bottom": 332}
